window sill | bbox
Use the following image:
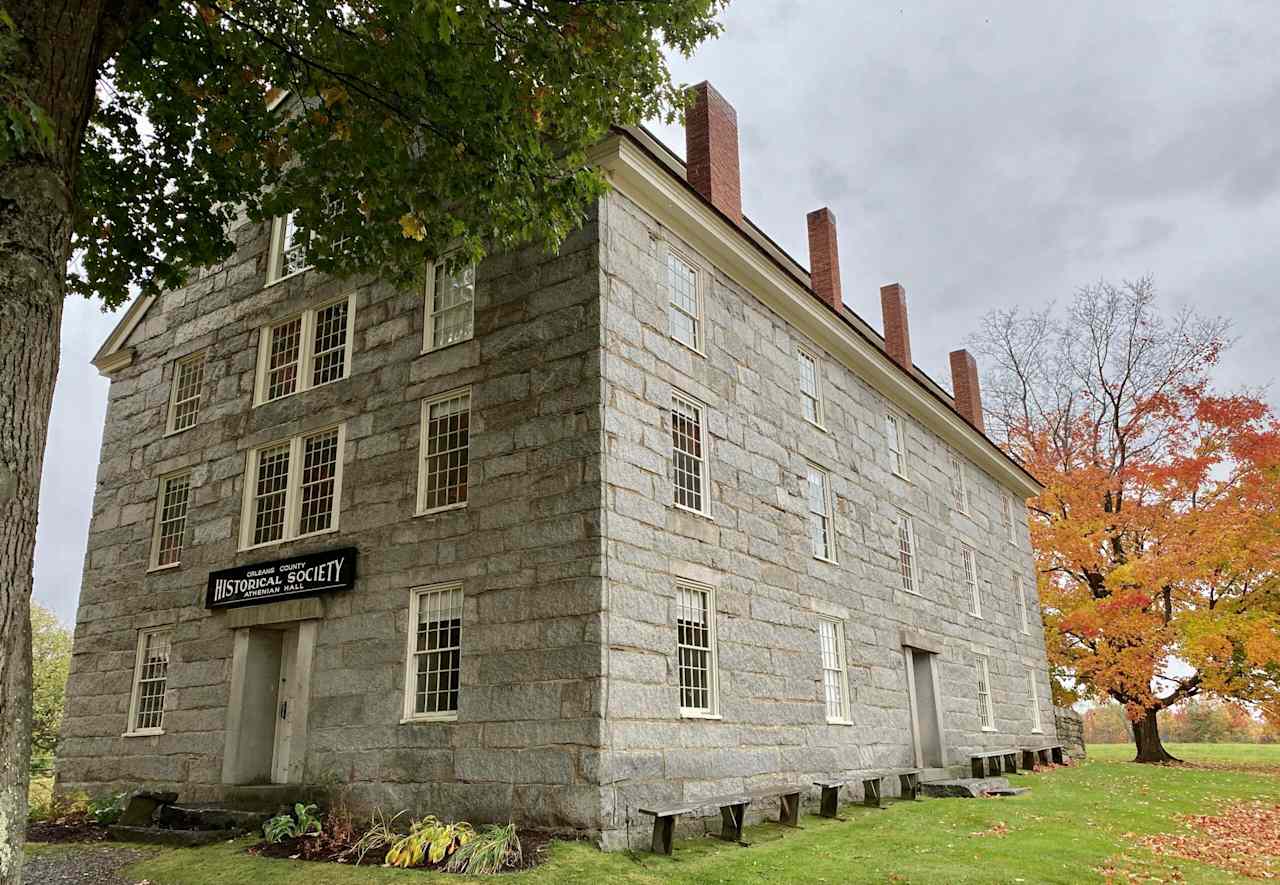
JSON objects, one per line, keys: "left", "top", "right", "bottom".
{"left": 803, "top": 417, "right": 828, "bottom": 433}
{"left": 813, "top": 554, "right": 839, "bottom": 566}
{"left": 163, "top": 424, "right": 196, "bottom": 439}
{"left": 679, "top": 710, "right": 722, "bottom": 721}
{"left": 969, "top": 612, "right": 984, "bottom": 620}
{"left": 239, "top": 524, "right": 340, "bottom": 554}
{"left": 253, "top": 374, "right": 348, "bottom": 409}
{"left": 122, "top": 729, "right": 164, "bottom": 738}
{"left": 672, "top": 503, "right": 714, "bottom": 521}
{"left": 400, "top": 714, "right": 458, "bottom": 725}
{"left": 416, "top": 502, "right": 468, "bottom": 518}
{"left": 147, "top": 562, "right": 182, "bottom": 574}
{"left": 826, "top": 718, "right": 854, "bottom": 727}
{"left": 898, "top": 586, "right": 924, "bottom": 598}
{"left": 669, "top": 334, "right": 707, "bottom": 359}
{"left": 981, "top": 726, "right": 998, "bottom": 733}
{"left": 265, "top": 266, "right": 312, "bottom": 288}
{"left": 420, "top": 336, "right": 475, "bottom": 356}
{"left": 1031, "top": 728, "right": 1044, "bottom": 735}
{"left": 890, "top": 470, "right": 911, "bottom": 483}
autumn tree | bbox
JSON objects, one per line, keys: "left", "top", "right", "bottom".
{"left": 0, "top": 2, "right": 725, "bottom": 878}
{"left": 972, "top": 279, "right": 1280, "bottom": 763}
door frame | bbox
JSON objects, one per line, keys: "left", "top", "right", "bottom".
{"left": 904, "top": 645, "right": 947, "bottom": 769}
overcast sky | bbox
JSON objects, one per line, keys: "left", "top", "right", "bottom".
{"left": 34, "top": 2, "right": 1280, "bottom": 625}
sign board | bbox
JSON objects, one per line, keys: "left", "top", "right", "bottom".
{"left": 206, "top": 547, "right": 357, "bottom": 609}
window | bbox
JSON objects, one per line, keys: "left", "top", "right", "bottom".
{"left": 962, "top": 545, "right": 981, "bottom": 617}
{"left": 671, "top": 394, "right": 709, "bottom": 515}
{"left": 976, "top": 654, "right": 995, "bottom": 731}
{"left": 1002, "top": 494, "right": 1018, "bottom": 544}
{"left": 241, "top": 425, "right": 345, "bottom": 549}
{"left": 676, "top": 583, "right": 718, "bottom": 716}
{"left": 896, "top": 512, "right": 918, "bottom": 593}
{"left": 949, "top": 453, "right": 969, "bottom": 513}
{"left": 255, "top": 295, "right": 354, "bottom": 404}
{"left": 666, "top": 249, "right": 702, "bottom": 351}
{"left": 403, "top": 584, "right": 463, "bottom": 721}
{"left": 885, "top": 412, "right": 907, "bottom": 476}
{"left": 127, "top": 629, "right": 171, "bottom": 735}
{"left": 1017, "top": 575, "right": 1030, "bottom": 634}
{"left": 166, "top": 351, "right": 206, "bottom": 434}
{"left": 806, "top": 464, "right": 834, "bottom": 561}
{"left": 1028, "top": 669, "right": 1043, "bottom": 733}
{"left": 797, "top": 348, "right": 823, "bottom": 426}
{"left": 424, "top": 261, "right": 475, "bottom": 351}
{"left": 150, "top": 472, "right": 191, "bottom": 570}
{"left": 417, "top": 389, "right": 471, "bottom": 513}
{"left": 268, "top": 211, "right": 312, "bottom": 282}
{"left": 818, "top": 618, "right": 850, "bottom": 723}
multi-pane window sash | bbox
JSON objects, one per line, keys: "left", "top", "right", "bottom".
{"left": 404, "top": 585, "right": 463, "bottom": 720}
{"left": 896, "top": 512, "right": 918, "bottom": 593}
{"left": 1017, "top": 576, "right": 1030, "bottom": 633}
{"left": 667, "top": 250, "right": 701, "bottom": 351}
{"left": 268, "top": 212, "right": 312, "bottom": 282}
{"left": 797, "top": 348, "right": 823, "bottom": 426}
{"left": 242, "top": 425, "right": 344, "bottom": 549}
{"left": 1028, "top": 669, "right": 1043, "bottom": 732}
{"left": 418, "top": 390, "right": 470, "bottom": 513}
{"left": 885, "top": 412, "right": 907, "bottom": 476}
{"left": 818, "top": 618, "right": 850, "bottom": 723}
{"left": 166, "top": 352, "right": 205, "bottom": 434}
{"left": 976, "top": 654, "right": 995, "bottom": 730}
{"left": 129, "top": 630, "right": 171, "bottom": 734}
{"left": 962, "top": 546, "right": 981, "bottom": 617}
{"left": 256, "top": 296, "right": 354, "bottom": 404}
{"left": 425, "top": 262, "right": 475, "bottom": 351}
{"left": 949, "top": 453, "right": 969, "bottom": 513}
{"left": 676, "top": 583, "right": 717, "bottom": 716}
{"left": 807, "top": 464, "right": 834, "bottom": 561}
{"left": 671, "top": 394, "right": 709, "bottom": 514}
{"left": 150, "top": 472, "right": 191, "bottom": 569}
{"left": 1002, "top": 494, "right": 1017, "bottom": 543}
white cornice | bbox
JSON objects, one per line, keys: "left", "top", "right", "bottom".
{"left": 92, "top": 292, "right": 155, "bottom": 377}
{"left": 591, "top": 133, "right": 1042, "bottom": 497}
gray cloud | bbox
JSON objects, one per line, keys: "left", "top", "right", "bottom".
{"left": 34, "top": 1, "right": 1280, "bottom": 622}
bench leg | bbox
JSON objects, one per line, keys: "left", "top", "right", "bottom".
{"left": 778, "top": 792, "right": 801, "bottom": 827}
{"left": 863, "top": 779, "right": 887, "bottom": 809}
{"left": 1022, "top": 749, "right": 1036, "bottom": 770}
{"left": 898, "top": 773, "right": 921, "bottom": 801}
{"left": 971, "top": 758, "right": 983, "bottom": 778}
{"left": 719, "top": 803, "right": 747, "bottom": 843}
{"left": 819, "top": 785, "right": 840, "bottom": 818}
{"left": 1004, "top": 753, "right": 1019, "bottom": 773}
{"left": 651, "top": 816, "right": 675, "bottom": 855}
{"left": 1052, "top": 747, "right": 1065, "bottom": 765}
{"left": 1037, "top": 749, "right": 1050, "bottom": 766}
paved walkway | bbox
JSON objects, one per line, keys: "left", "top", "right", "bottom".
{"left": 23, "top": 844, "right": 155, "bottom": 884}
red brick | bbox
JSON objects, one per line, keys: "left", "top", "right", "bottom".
{"left": 880, "top": 283, "right": 911, "bottom": 370}
{"left": 685, "top": 82, "right": 742, "bottom": 224}
{"left": 806, "top": 208, "right": 842, "bottom": 309}
{"left": 949, "top": 349, "right": 985, "bottom": 432}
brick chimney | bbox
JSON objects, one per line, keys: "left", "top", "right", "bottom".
{"left": 880, "top": 283, "right": 911, "bottom": 369}
{"left": 806, "top": 208, "right": 842, "bottom": 310}
{"left": 685, "top": 81, "right": 742, "bottom": 224}
{"left": 949, "top": 349, "right": 985, "bottom": 432}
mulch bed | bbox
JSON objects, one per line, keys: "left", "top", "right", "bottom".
{"left": 247, "top": 828, "right": 555, "bottom": 873}
{"left": 27, "top": 817, "right": 112, "bottom": 844}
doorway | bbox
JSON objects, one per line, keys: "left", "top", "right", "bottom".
{"left": 222, "top": 621, "right": 316, "bottom": 785}
{"left": 905, "top": 647, "right": 945, "bottom": 769}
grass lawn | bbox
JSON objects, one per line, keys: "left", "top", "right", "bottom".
{"left": 39, "top": 745, "right": 1280, "bottom": 884}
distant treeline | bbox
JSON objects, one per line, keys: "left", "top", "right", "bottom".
{"left": 1085, "top": 699, "right": 1279, "bottom": 744}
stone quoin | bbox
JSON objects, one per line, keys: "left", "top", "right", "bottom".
{"left": 58, "top": 82, "right": 1056, "bottom": 849}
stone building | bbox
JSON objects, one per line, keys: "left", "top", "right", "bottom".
{"left": 58, "top": 82, "right": 1055, "bottom": 848}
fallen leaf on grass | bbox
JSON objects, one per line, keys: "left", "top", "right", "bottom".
{"left": 970, "top": 821, "right": 1009, "bottom": 838}
{"left": 1137, "top": 801, "right": 1280, "bottom": 879}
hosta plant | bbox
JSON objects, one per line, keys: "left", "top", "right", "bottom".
{"left": 263, "top": 803, "right": 323, "bottom": 844}
{"left": 385, "top": 815, "right": 474, "bottom": 868}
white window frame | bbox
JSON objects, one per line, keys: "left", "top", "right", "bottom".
{"left": 125, "top": 627, "right": 171, "bottom": 737}
{"left": 806, "top": 462, "right": 836, "bottom": 562}
{"left": 977, "top": 654, "right": 996, "bottom": 731}
{"left": 671, "top": 392, "right": 712, "bottom": 517}
{"left": 797, "top": 346, "right": 825, "bottom": 428}
{"left": 1017, "top": 575, "right": 1030, "bottom": 634}
{"left": 675, "top": 581, "right": 720, "bottom": 719}
{"left": 949, "top": 452, "right": 969, "bottom": 514}
{"left": 165, "top": 350, "right": 206, "bottom": 435}
{"left": 401, "top": 583, "right": 464, "bottom": 723}
{"left": 416, "top": 387, "right": 472, "bottom": 516}
{"left": 962, "top": 545, "right": 982, "bottom": 618}
{"left": 818, "top": 617, "right": 852, "bottom": 725}
{"left": 253, "top": 294, "right": 356, "bottom": 406}
{"left": 1028, "top": 668, "right": 1043, "bottom": 733}
{"left": 238, "top": 423, "right": 347, "bottom": 551}
{"left": 885, "top": 411, "right": 908, "bottom": 478}
{"left": 266, "top": 211, "right": 313, "bottom": 284}
{"left": 1002, "top": 494, "right": 1018, "bottom": 544}
{"left": 895, "top": 511, "right": 920, "bottom": 594}
{"left": 665, "top": 246, "right": 704, "bottom": 354}
{"left": 149, "top": 470, "right": 192, "bottom": 571}
{"left": 422, "top": 259, "right": 476, "bottom": 353}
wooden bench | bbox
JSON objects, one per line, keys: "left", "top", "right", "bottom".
{"left": 970, "top": 749, "right": 1021, "bottom": 778}
{"left": 638, "top": 783, "right": 804, "bottom": 855}
{"left": 1021, "top": 745, "right": 1066, "bottom": 769}
{"left": 813, "top": 779, "right": 846, "bottom": 818}
{"left": 861, "top": 768, "right": 924, "bottom": 809}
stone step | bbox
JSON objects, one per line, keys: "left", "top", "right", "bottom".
{"left": 920, "top": 777, "right": 1030, "bottom": 799}
{"left": 108, "top": 825, "right": 232, "bottom": 847}
{"left": 155, "top": 804, "right": 271, "bottom": 832}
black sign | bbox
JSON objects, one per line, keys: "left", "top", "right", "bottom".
{"left": 206, "top": 547, "right": 357, "bottom": 609}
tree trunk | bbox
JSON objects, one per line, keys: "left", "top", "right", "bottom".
{"left": 1132, "top": 707, "right": 1179, "bottom": 763}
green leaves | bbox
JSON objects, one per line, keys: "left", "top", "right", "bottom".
{"left": 70, "top": 0, "right": 727, "bottom": 306}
